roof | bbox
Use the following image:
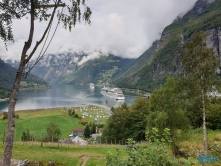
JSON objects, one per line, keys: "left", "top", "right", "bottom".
{"left": 72, "top": 136, "right": 87, "bottom": 146}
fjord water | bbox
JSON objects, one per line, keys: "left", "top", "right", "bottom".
{"left": 0, "top": 85, "right": 137, "bottom": 112}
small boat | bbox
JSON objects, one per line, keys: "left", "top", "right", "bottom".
{"left": 90, "top": 83, "right": 95, "bottom": 89}
{"left": 101, "top": 87, "right": 125, "bottom": 100}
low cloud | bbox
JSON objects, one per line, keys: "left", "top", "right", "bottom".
{"left": 0, "top": 0, "right": 197, "bottom": 64}
{"left": 78, "top": 52, "right": 103, "bottom": 66}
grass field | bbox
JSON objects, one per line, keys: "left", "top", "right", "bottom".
{"left": 0, "top": 142, "right": 125, "bottom": 166}
{"left": 0, "top": 106, "right": 116, "bottom": 165}
{"left": 0, "top": 107, "right": 221, "bottom": 165}
{"left": 0, "top": 106, "right": 110, "bottom": 142}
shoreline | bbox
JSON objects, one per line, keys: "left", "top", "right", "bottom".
{"left": 0, "top": 104, "right": 112, "bottom": 115}
{"left": 0, "top": 98, "right": 9, "bottom": 102}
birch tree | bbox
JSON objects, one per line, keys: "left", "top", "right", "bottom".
{"left": 180, "top": 32, "right": 218, "bottom": 155}
{"left": 0, "top": 0, "right": 92, "bottom": 165}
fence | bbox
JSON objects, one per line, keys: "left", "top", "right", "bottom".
{"left": 1, "top": 139, "right": 127, "bottom": 150}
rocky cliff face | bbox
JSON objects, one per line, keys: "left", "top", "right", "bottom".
{"left": 116, "top": 0, "right": 221, "bottom": 92}
{"left": 206, "top": 27, "right": 221, "bottom": 66}
{"left": 151, "top": 26, "right": 221, "bottom": 84}
{"left": 7, "top": 52, "right": 83, "bottom": 84}
{"left": 31, "top": 53, "right": 80, "bottom": 84}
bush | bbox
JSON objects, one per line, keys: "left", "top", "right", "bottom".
{"left": 15, "top": 114, "right": 19, "bottom": 119}
{"left": 21, "top": 129, "right": 33, "bottom": 141}
{"left": 42, "top": 122, "right": 61, "bottom": 142}
{"left": 106, "top": 128, "right": 198, "bottom": 166}
{"left": 68, "top": 108, "right": 75, "bottom": 116}
{"left": 3, "top": 112, "right": 8, "bottom": 120}
{"left": 80, "top": 119, "right": 88, "bottom": 126}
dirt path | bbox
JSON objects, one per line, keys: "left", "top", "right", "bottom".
{"left": 81, "top": 156, "right": 90, "bottom": 166}
{"left": 81, "top": 156, "right": 106, "bottom": 166}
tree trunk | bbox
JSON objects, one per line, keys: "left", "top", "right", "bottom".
{"left": 3, "top": 1, "right": 35, "bottom": 164}
{"left": 3, "top": 62, "right": 25, "bottom": 166}
{"left": 202, "top": 90, "right": 208, "bottom": 156}
{"left": 2, "top": 1, "right": 64, "bottom": 164}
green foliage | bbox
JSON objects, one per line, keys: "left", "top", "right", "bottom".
{"left": 207, "top": 102, "right": 221, "bottom": 130}
{"left": 91, "top": 123, "right": 96, "bottom": 134}
{"left": 102, "top": 104, "right": 129, "bottom": 142}
{"left": 61, "top": 55, "right": 135, "bottom": 85}
{"left": 210, "top": 143, "right": 221, "bottom": 162}
{"left": 102, "top": 99, "right": 149, "bottom": 142}
{"left": 147, "top": 77, "right": 190, "bottom": 143}
{"left": 15, "top": 114, "right": 19, "bottom": 119}
{"left": 181, "top": 31, "right": 218, "bottom": 153}
{"left": 21, "top": 129, "right": 33, "bottom": 141}
{"left": 80, "top": 118, "right": 88, "bottom": 126}
{"left": 2, "top": 112, "right": 8, "bottom": 120}
{"left": 68, "top": 108, "right": 75, "bottom": 117}
{"left": 106, "top": 128, "right": 198, "bottom": 166}
{"left": 84, "top": 125, "right": 90, "bottom": 138}
{"left": 43, "top": 122, "right": 61, "bottom": 142}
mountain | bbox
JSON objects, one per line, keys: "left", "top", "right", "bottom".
{"left": 7, "top": 53, "right": 135, "bottom": 85}
{"left": 7, "top": 53, "right": 81, "bottom": 84}
{"left": 0, "top": 58, "right": 50, "bottom": 99}
{"left": 114, "top": 0, "right": 221, "bottom": 92}
{"left": 60, "top": 54, "right": 135, "bottom": 85}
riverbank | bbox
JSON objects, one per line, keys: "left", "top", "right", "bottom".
{"left": 0, "top": 98, "right": 9, "bottom": 102}
{"left": 121, "top": 88, "right": 150, "bottom": 97}
{"left": 0, "top": 85, "right": 51, "bottom": 102}
{"left": 0, "top": 104, "right": 111, "bottom": 115}
{"left": 19, "top": 85, "right": 51, "bottom": 91}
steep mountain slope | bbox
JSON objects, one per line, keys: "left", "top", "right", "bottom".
{"left": 112, "top": 41, "right": 158, "bottom": 83}
{"left": 8, "top": 53, "right": 135, "bottom": 85}
{"left": 0, "top": 58, "right": 50, "bottom": 99}
{"left": 30, "top": 53, "right": 80, "bottom": 84}
{"left": 60, "top": 55, "right": 135, "bottom": 85}
{"left": 115, "top": 0, "right": 221, "bottom": 92}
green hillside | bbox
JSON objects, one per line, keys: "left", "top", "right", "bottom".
{"left": 115, "top": 0, "right": 221, "bottom": 92}
{"left": 60, "top": 55, "right": 135, "bottom": 85}
{"left": 0, "top": 58, "right": 50, "bottom": 99}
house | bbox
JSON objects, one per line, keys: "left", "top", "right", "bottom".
{"left": 69, "top": 128, "right": 84, "bottom": 137}
{"left": 91, "top": 133, "right": 102, "bottom": 140}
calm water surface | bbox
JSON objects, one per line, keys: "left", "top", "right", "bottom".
{"left": 0, "top": 85, "right": 138, "bottom": 112}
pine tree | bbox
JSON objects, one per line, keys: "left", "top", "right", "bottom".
{"left": 84, "top": 125, "right": 90, "bottom": 138}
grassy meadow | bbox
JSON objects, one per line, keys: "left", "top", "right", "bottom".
{"left": 0, "top": 106, "right": 116, "bottom": 165}
{"left": 0, "top": 106, "right": 109, "bottom": 141}
{"left": 0, "top": 107, "right": 221, "bottom": 165}
{"left": 0, "top": 142, "right": 125, "bottom": 166}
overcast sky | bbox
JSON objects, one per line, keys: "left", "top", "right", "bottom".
{"left": 0, "top": 0, "right": 197, "bottom": 62}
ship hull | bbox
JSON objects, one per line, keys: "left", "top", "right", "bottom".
{"left": 101, "top": 87, "right": 125, "bottom": 100}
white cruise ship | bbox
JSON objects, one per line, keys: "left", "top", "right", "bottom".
{"left": 101, "top": 87, "right": 125, "bottom": 100}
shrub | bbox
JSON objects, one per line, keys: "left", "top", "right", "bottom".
{"left": 15, "top": 114, "right": 19, "bottom": 119}
{"left": 42, "top": 122, "right": 61, "bottom": 142}
{"left": 3, "top": 112, "right": 8, "bottom": 120}
{"left": 21, "top": 129, "right": 33, "bottom": 141}
{"left": 68, "top": 108, "right": 75, "bottom": 116}
{"left": 106, "top": 128, "right": 198, "bottom": 166}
